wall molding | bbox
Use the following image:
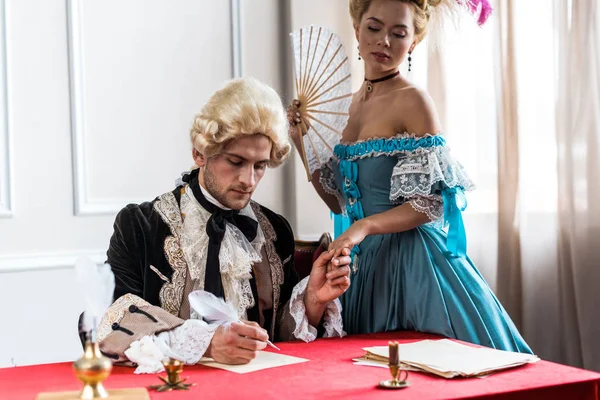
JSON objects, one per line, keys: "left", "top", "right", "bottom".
{"left": 0, "top": 250, "right": 106, "bottom": 273}
{"left": 67, "top": 0, "right": 242, "bottom": 216}
{"left": 0, "top": 0, "right": 12, "bottom": 218}
{"left": 231, "top": 0, "right": 242, "bottom": 78}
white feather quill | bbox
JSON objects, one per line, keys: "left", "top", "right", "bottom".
{"left": 188, "top": 290, "right": 238, "bottom": 324}
{"left": 75, "top": 257, "right": 115, "bottom": 341}
{"left": 188, "top": 290, "right": 280, "bottom": 350}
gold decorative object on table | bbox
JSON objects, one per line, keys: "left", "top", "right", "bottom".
{"left": 148, "top": 358, "right": 194, "bottom": 392}
{"left": 379, "top": 341, "right": 410, "bottom": 389}
{"left": 36, "top": 339, "right": 150, "bottom": 400}
{"left": 36, "top": 258, "right": 150, "bottom": 400}
{"left": 72, "top": 340, "right": 112, "bottom": 399}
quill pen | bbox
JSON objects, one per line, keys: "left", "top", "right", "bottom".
{"left": 188, "top": 290, "right": 280, "bottom": 351}
{"left": 75, "top": 257, "right": 115, "bottom": 342}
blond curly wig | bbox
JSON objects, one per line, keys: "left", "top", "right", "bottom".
{"left": 190, "top": 77, "right": 291, "bottom": 167}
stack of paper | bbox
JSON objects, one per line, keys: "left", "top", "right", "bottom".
{"left": 354, "top": 339, "right": 539, "bottom": 378}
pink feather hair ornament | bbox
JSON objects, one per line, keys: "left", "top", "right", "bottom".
{"left": 460, "top": 0, "right": 493, "bottom": 26}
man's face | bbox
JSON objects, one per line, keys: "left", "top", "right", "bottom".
{"left": 195, "top": 134, "right": 272, "bottom": 210}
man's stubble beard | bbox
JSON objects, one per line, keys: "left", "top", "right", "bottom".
{"left": 203, "top": 163, "right": 252, "bottom": 210}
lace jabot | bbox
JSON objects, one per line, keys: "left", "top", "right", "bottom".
{"left": 179, "top": 185, "right": 266, "bottom": 319}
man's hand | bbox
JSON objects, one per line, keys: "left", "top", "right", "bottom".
{"left": 304, "top": 248, "right": 352, "bottom": 327}
{"left": 205, "top": 321, "right": 268, "bottom": 365}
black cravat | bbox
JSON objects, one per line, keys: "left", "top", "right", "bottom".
{"left": 182, "top": 169, "right": 260, "bottom": 322}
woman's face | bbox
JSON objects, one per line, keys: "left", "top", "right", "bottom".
{"left": 356, "top": 0, "right": 417, "bottom": 76}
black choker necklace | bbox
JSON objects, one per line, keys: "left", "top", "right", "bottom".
{"left": 364, "top": 70, "right": 400, "bottom": 92}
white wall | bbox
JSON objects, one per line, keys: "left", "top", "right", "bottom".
{"left": 0, "top": 0, "right": 291, "bottom": 367}
{"left": 239, "top": 0, "right": 287, "bottom": 215}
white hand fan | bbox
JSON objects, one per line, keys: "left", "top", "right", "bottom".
{"left": 289, "top": 25, "right": 353, "bottom": 181}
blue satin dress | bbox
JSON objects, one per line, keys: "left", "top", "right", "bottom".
{"left": 320, "top": 133, "right": 532, "bottom": 354}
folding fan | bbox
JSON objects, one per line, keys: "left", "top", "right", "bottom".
{"left": 289, "top": 25, "right": 353, "bottom": 181}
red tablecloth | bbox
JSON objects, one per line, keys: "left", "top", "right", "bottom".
{"left": 1, "top": 332, "right": 599, "bottom": 400}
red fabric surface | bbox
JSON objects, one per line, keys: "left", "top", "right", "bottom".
{"left": 2, "top": 332, "right": 599, "bottom": 400}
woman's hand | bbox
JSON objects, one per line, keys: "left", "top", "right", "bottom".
{"left": 328, "top": 219, "right": 370, "bottom": 258}
{"left": 286, "top": 99, "right": 302, "bottom": 126}
{"left": 286, "top": 100, "right": 303, "bottom": 148}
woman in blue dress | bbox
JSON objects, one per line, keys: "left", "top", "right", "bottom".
{"left": 288, "top": 0, "right": 532, "bottom": 353}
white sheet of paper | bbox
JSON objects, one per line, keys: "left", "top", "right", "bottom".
{"left": 363, "top": 339, "right": 539, "bottom": 377}
{"left": 352, "top": 359, "right": 422, "bottom": 371}
{"left": 198, "top": 351, "right": 309, "bottom": 374}
{"left": 352, "top": 360, "right": 388, "bottom": 368}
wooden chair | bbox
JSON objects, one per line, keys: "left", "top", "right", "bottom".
{"left": 293, "top": 233, "right": 332, "bottom": 280}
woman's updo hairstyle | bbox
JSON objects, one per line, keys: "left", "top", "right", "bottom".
{"left": 349, "top": 0, "right": 444, "bottom": 43}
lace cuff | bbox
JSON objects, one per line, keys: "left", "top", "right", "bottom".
{"left": 124, "top": 336, "right": 167, "bottom": 374}
{"left": 319, "top": 161, "right": 346, "bottom": 214}
{"left": 321, "top": 298, "right": 345, "bottom": 338}
{"left": 407, "top": 195, "right": 443, "bottom": 221}
{"left": 158, "top": 319, "right": 218, "bottom": 364}
{"left": 124, "top": 320, "right": 217, "bottom": 374}
{"left": 289, "top": 276, "right": 346, "bottom": 342}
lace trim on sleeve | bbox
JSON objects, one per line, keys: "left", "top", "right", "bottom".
{"left": 319, "top": 161, "right": 338, "bottom": 195}
{"left": 158, "top": 319, "right": 217, "bottom": 364}
{"left": 322, "top": 298, "right": 345, "bottom": 338}
{"left": 390, "top": 146, "right": 475, "bottom": 201}
{"left": 124, "top": 319, "right": 218, "bottom": 374}
{"left": 289, "top": 276, "right": 346, "bottom": 342}
{"left": 407, "top": 195, "right": 443, "bottom": 221}
{"left": 319, "top": 160, "right": 347, "bottom": 215}
{"left": 124, "top": 336, "right": 167, "bottom": 374}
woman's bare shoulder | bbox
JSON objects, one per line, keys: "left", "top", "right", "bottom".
{"left": 391, "top": 85, "right": 442, "bottom": 136}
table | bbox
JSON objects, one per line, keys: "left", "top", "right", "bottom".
{"left": 1, "top": 332, "right": 599, "bottom": 399}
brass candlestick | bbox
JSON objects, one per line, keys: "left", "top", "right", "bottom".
{"left": 379, "top": 341, "right": 409, "bottom": 389}
{"left": 72, "top": 341, "right": 113, "bottom": 399}
{"left": 148, "top": 358, "right": 194, "bottom": 392}
{"left": 38, "top": 339, "right": 150, "bottom": 399}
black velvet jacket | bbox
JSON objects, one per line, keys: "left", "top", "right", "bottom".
{"left": 104, "top": 185, "right": 300, "bottom": 341}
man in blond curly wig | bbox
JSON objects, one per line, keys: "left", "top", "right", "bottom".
{"left": 95, "top": 77, "right": 351, "bottom": 370}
